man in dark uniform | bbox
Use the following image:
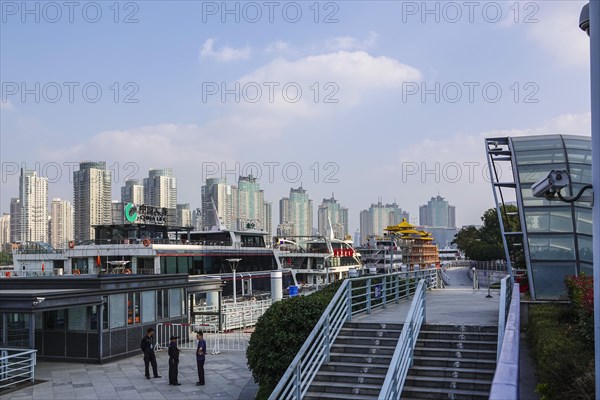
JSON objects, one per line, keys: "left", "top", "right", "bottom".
{"left": 140, "top": 328, "right": 161, "bottom": 379}
{"left": 168, "top": 336, "right": 181, "bottom": 386}
{"left": 196, "top": 331, "right": 206, "bottom": 386}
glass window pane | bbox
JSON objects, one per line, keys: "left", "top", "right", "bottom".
{"left": 134, "top": 293, "right": 140, "bottom": 324}
{"left": 142, "top": 291, "right": 156, "bottom": 323}
{"left": 531, "top": 262, "right": 576, "bottom": 299}
{"left": 578, "top": 235, "right": 593, "bottom": 263}
{"left": 512, "top": 137, "right": 563, "bottom": 152}
{"left": 169, "top": 288, "right": 181, "bottom": 317}
{"left": 528, "top": 235, "right": 576, "bottom": 261}
{"left": 524, "top": 207, "right": 573, "bottom": 233}
{"left": 564, "top": 138, "right": 592, "bottom": 151}
{"left": 566, "top": 149, "right": 592, "bottom": 164}
{"left": 68, "top": 307, "right": 87, "bottom": 331}
{"left": 166, "top": 258, "right": 177, "bottom": 274}
{"left": 568, "top": 164, "right": 592, "bottom": 184}
{"left": 575, "top": 208, "right": 593, "bottom": 235}
{"left": 110, "top": 294, "right": 126, "bottom": 328}
{"left": 517, "top": 163, "right": 567, "bottom": 184}
{"left": 127, "top": 293, "right": 134, "bottom": 325}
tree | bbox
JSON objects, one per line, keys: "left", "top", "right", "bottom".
{"left": 452, "top": 205, "right": 524, "bottom": 267}
{"left": 0, "top": 252, "right": 12, "bottom": 266}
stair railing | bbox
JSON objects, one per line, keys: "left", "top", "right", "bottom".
{"left": 269, "top": 269, "right": 438, "bottom": 400}
{"left": 497, "top": 275, "right": 513, "bottom": 362}
{"left": 472, "top": 267, "right": 480, "bottom": 289}
{"left": 378, "top": 279, "right": 427, "bottom": 400}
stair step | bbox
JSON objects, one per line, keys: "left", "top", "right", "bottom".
{"left": 338, "top": 328, "right": 403, "bottom": 338}
{"left": 310, "top": 381, "right": 382, "bottom": 390}
{"left": 413, "top": 347, "right": 497, "bottom": 360}
{"left": 417, "top": 338, "right": 498, "bottom": 350}
{"left": 329, "top": 353, "right": 392, "bottom": 364}
{"left": 401, "top": 385, "right": 491, "bottom": 399}
{"left": 304, "top": 391, "right": 377, "bottom": 400}
{"left": 420, "top": 325, "right": 497, "bottom": 334}
{"left": 404, "top": 375, "right": 492, "bottom": 391}
{"left": 409, "top": 365, "right": 496, "bottom": 380}
{"left": 321, "top": 362, "right": 390, "bottom": 374}
{"left": 313, "top": 370, "right": 386, "bottom": 385}
{"left": 344, "top": 322, "right": 403, "bottom": 331}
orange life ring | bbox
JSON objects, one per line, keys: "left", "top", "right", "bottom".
{"left": 124, "top": 268, "right": 132, "bottom": 274}
{"left": 73, "top": 269, "right": 81, "bottom": 275}
{"left": 5, "top": 271, "right": 10, "bottom": 278}
{"left": 143, "top": 239, "right": 151, "bottom": 247}
{"left": 68, "top": 241, "right": 75, "bottom": 249}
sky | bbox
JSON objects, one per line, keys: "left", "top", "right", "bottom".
{"left": 0, "top": 0, "right": 593, "bottom": 233}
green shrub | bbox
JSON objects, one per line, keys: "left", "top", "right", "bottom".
{"left": 528, "top": 304, "right": 594, "bottom": 400}
{"left": 565, "top": 274, "right": 594, "bottom": 345}
{"left": 246, "top": 282, "right": 342, "bottom": 398}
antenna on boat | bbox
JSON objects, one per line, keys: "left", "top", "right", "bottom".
{"left": 210, "top": 197, "right": 225, "bottom": 231}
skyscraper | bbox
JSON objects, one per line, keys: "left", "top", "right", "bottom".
{"left": 317, "top": 194, "right": 348, "bottom": 239}
{"left": 73, "top": 162, "right": 112, "bottom": 241}
{"left": 144, "top": 169, "right": 177, "bottom": 225}
{"left": 121, "top": 179, "right": 144, "bottom": 204}
{"left": 234, "top": 175, "right": 265, "bottom": 231}
{"left": 201, "top": 178, "right": 233, "bottom": 230}
{"left": 192, "top": 208, "right": 203, "bottom": 230}
{"left": 263, "top": 201, "right": 273, "bottom": 244}
{"left": 419, "top": 195, "right": 456, "bottom": 228}
{"left": 418, "top": 195, "right": 457, "bottom": 248}
{"left": 176, "top": 203, "right": 193, "bottom": 227}
{"left": 19, "top": 169, "right": 48, "bottom": 242}
{"left": 9, "top": 198, "right": 20, "bottom": 243}
{"left": 359, "top": 201, "right": 409, "bottom": 243}
{"left": 278, "top": 186, "right": 313, "bottom": 237}
{"left": 0, "top": 214, "right": 10, "bottom": 248}
{"left": 50, "top": 198, "right": 73, "bottom": 249}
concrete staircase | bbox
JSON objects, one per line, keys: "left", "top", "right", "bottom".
{"left": 304, "top": 322, "right": 403, "bottom": 400}
{"left": 402, "top": 325, "right": 498, "bottom": 399}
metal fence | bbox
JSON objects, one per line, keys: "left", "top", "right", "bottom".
{"left": 269, "top": 268, "right": 441, "bottom": 400}
{"left": 194, "top": 299, "right": 272, "bottom": 331}
{"left": 155, "top": 323, "right": 250, "bottom": 354}
{"left": 0, "top": 348, "right": 37, "bottom": 391}
{"left": 378, "top": 280, "right": 427, "bottom": 399}
{"left": 497, "top": 276, "right": 514, "bottom": 361}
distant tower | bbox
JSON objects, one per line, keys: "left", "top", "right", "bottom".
{"left": 73, "top": 162, "right": 112, "bottom": 241}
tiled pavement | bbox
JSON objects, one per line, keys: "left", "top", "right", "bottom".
{"left": 6, "top": 349, "right": 257, "bottom": 400}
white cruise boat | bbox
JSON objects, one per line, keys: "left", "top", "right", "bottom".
{"left": 355, "top": 236, "right": 404, "bottom": 274}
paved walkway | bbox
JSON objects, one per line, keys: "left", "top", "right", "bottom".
{"left": 6, "top": 349, "right": 257, "bottom": 400}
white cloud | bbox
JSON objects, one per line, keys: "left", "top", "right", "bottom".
{"left": 264, "top": 40, "right": 291, "bottom": 54}
{"left": 326, "top": 31, "right": 379, "bottom": 51}
{"left": 200, "top": 38, "right": 251, "bottom": 62}
{"left": 0, "top": 100, "right": 15, "bottom": 111}
{"left": 524, "top": 1, "right": 589, "bottom": 67}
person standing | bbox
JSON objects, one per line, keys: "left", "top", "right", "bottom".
{"left": 140, "top": 328, "right": 161, "bottom": 379}
{"left": 195, "top": 331, "right": 206, "bottom": 386}
{"left": 168, "top": 336, "right": 181, "bottom": 386}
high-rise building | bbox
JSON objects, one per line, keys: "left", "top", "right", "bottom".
{"left": 9, "top": 198, "right": 20, "bottom": 243}
{"left": 144, "top": 169, "right": 177, "bottom": 225}
{"left": 317, "top": 194, "right": 348, "bottom": 239}
{"left": 419, "top": 195, "right": 456, "bottom": 228}
{"left": 50, "top": 198, "right": 73, "bottom": 249}
{"left": 73, "top": 162, "right": 112, "bottom": 241}
{"left": 0, "top": 213, "right": 10, "bottom": 248}
{"left": 111, "top": 201, "right": 125, "bottom": 225}
{"left": 263, "top": 201, "right": 273, "bottom": 244}
{"left": 234, "top": 175, "right": 266, "bottom": 231}
{"left": 177, "top": 203, "right": 193, "bottom": 227}
{"left": 359, "top": 201, "right": 409, "bottom": 243}
{"left": 192, "top": 208, "right": 203, "bottom": 230}
{"left": 201, "top": 178, "right": 233, "bottom": 230}
{"left": 278, "top": 186, "right": 313, "bottom": 237}
{"left": 121, "top": 179, "right": 144, "bottom": 204}
{"left": 19, "top": 169, "right": 48, "bottom": 242}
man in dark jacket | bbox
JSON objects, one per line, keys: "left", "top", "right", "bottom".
{"left": 168, "top": 336, "right": 181, "bottom": 385}
{"left": 140, "top": 328, "right": 161, "bottom": 379}
{"left": 196, "top": 331, "right": 207, "bottom": 386}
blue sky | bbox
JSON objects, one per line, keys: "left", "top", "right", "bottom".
{"left": 0, "top": 0, "right": 592, "bottom": 232}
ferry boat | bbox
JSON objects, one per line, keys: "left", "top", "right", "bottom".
{"left": 11, "top": 223, "right": 293, "bottom": 297}
{"left": 355, "top": 236, "right": 404, "bottom": 274}
{"left": 273, "top": 234, "right": 362, "bottom": 290}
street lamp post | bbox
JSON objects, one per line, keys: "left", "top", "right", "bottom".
{"left": 579, "top": 3, "right": 599, "bottom": 397}
{"left": 226, "top": 258, "right": 242, "bottom": 305}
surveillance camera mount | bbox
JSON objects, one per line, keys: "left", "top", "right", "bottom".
{"left": 554, "top": 184, "right": 594, "bottom": 203}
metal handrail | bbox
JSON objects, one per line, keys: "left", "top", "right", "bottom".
{"left": 269, "top": 268, "right": 440, "bottom": 400}
{"left": 472, "top": 268, "right": 480, "bottom": 289}
{"left": 497, "top": 275, "right": 513, "bottom": 361}
{"left": 378, "top": 279, "right": 427, "bottom": 400}
{"left": 0, "top": 348, "right": 37, "bottom": 390}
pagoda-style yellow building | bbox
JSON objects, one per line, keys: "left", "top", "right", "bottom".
{"left": 384, "top": 219, "right": 440, "bottom": 270}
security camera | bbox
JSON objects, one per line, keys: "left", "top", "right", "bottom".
{"left": 580, "top": 3, "right": 590, "bottom": 36}
{"left": 33, "top": 297, "right": 46, "bottom": 306}
{"left": 531, "top": 170, "right": 570, "bottom": 199}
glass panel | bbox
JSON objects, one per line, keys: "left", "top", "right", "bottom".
{"left": 566, "top": 149, "right": 592, "bottom": 164}
{"left": 563, "top": 138, "right": 592, "bottom": 150}
{"left": 127, "top": 293, "right": 134, "bottom": 325}
{"left": 580, "top": 262, "right": 593, "bottom": 277}
{"left": 528, "top": 234, "right": 575, "bottom": 261}
{"left": 45, "top": 310, "right": 65, "bottom": 330}
{"left": 68, "top": 307, "right": 87, "bottom": 331}
{"left": 7, "top": 313, "right": 31, "bottom": 347}
{"left": 517, "top": 163, "right": 567, "bottom": 183}
{"left": 110, "top": 294, "right": 126, "bottom": 329}
{"left": 134, "top": 292, "right": 141, "bottom": 324}
{"left": 169, "top": 288, "right": 182, "bottom": 317}
{"left": 575, "top": 208, "right": 593, "bottom": 235}
{"left": 512, "top": 137, "right": 563, "bottom": 152}
{"left": 523, "top": 207, "right": 573, "bottom": 233}
{"left": 568, "top": 164, "right": 593, "bottom": 184}
{"left": 166, "top": 257, "right": 177, "bottom": 274}
{"left": 578, "top": 235, "right": 593, "bottom": 263}
{"left": 89, "top": 305, "right": 98, "bottom": 331}
{"left": 531, "top": 262, "right": 576, "bottom": 299}
{"left": 520, "top": 189, "right": 565, "bottom": 207}
{"left": 142, "top": 291, "right": 156, "bottom": 323}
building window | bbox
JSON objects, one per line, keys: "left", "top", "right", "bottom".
{"left": 127, "top": 293, "right": 141, "bottom": 325}
{"left": 142, "top": 291, "right": 156, "bottom": 323}
{"left": 110, "top": 294, "right": 126, "bottom": 328}
{"left": 102, "top": 297, "right": 108, "bottom": 330}
{"left": 169, "top": 288, "right": 182, "bottom": 317}
{"left": 45, "top": 310, "right": 66, "bottom": 330}
{"left": 68, "top": 306, "right": 87, "bottom": 331}
{"left": 157, "top": 289, "right": 169, "bottom": 320}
